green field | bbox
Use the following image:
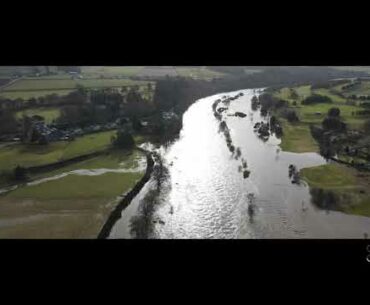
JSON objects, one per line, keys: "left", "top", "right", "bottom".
{"left": 3, "top": 78, "right": 150, "bottom": 91}
{"left": 81, "top": 66, "right": 145, "bottom": 78}
{"left": 311, "top": 88, "right": 347, "bottom": 103}
{"left": 0, "top": 77, "right": 152, "bottom": 100}
{"left": 300, "top": 163, "right": 370, "bottom": 217}
{"left": 0, "top": 149, "right": 146, "bottom": 238}
{"left": 295, "top": 103, "right": 362, "bottom": 124}
{"left": 174, "top": 67, "right": 224, "bottom": 79}
{"left": 16, "top": 107, "right": 61, "bottom": 123}
{"left": 8, "top": 150, "right": 144, "bottom": 200}
{"left": 0, "top": 89, "right": 73, "bottom": 99}
{"left": 0, "top": 130, "right": 116, "bottom": 174}
{"left": 332, "top": 66, "right": 370, "bottom": 74}
{"left": 62, "top": 130, "right": 116, "bottom": 159}
{"left": 301, "top": 163, "right": 357, "bottom": 188}
{"left": 274, "top": 85, "right": 311, "bottom": 106}
{"left": 279, "top": 120, "right": 319, "bottom": 153}
{"left": 341, "top": 80, "right": 370, "bottom": 97}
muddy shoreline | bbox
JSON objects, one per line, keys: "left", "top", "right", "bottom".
{"left": 97, "top": 147, "right": 155, "bottom": 239}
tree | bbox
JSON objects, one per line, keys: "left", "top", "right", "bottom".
{"left": 131, "top": 116, "right": 143, "bottom": 132}
{"left": 112, "top": 130, "right": 135, "bottom": 149}
{"left": 14, "top": 165, "right": 28, "bottom": 181}
{"left": 76, "top": 84, "right": 87, "bottom": 96}
{"left": 290, "top": 89, "right": 299, "bottom": 100}
{"left": 364, "top": 119, "right": 370, "bottom": 133}
{"left": 302, "top": 94, "right": 332, "bottom": 105}
{"left": 328, "top": 107, "right": 340, "bottom": 117}
{"left": 283, "top": 109, "right": 299, "bottom": 123}
{"left": 322, "top": 116, "right": 346, "bottom": 132}
{"left": 0, "top": 110, "right": 18, "bottom": 135}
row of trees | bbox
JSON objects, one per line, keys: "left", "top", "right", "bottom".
{"left": 0, "top": 110, "right": 18, "bottom": 136}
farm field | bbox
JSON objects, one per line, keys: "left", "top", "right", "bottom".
{"left": 0, "top": 149, "right": 146, "bottom": 238}
{"left": 81, "top": 66, "right": 145, "bottom": 78}
{"left": 0, "top": 130, "right": 116, "bottom": 174}
{"left": 332, "top": 66, "right": 370, "bottom": 74}
{"left": 0, "top": 89, "right": 73, "bottom": 99}
{"left": 3, "top": 78, "right": 151, "bottom": 91}
{"left": 0, "top": 77, "right": 152, "bottom": 100}
{"left": 174, "top": 67, "right": 224, "bottom": 79}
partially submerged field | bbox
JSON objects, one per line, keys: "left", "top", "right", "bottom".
{"left": 273, "top": 81, "right": 370, "bottom": 218}
{"left": 0, "top": 149, "right": 146, "bottom": 238}
{"left": 300, "top": 163, "right": 370, "bottom": 217}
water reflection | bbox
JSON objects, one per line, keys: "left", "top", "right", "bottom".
{"left": 110, "top": 89, "right": 370, "bottom": 239}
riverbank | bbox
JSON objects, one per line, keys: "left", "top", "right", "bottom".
{"left": 97, "top": 147, "right": 155, "bottom": 239}
{"left": 269, "top": 82, "right": 370, "bottom": 218}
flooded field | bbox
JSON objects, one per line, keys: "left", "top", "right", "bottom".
{"left": 110, "top": 89, "right": 370, "bottom": 239}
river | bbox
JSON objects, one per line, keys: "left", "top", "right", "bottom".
{"left": 109, "top": 89, "right": 370, "bottom": 239}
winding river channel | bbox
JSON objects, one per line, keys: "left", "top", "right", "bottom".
{"left": 110, "top": 89, "right": 370, "bottom": 239}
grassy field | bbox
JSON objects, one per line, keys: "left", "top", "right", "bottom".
{"left": 300, "top": 163, "right": 370, "bottom": 217}
{"left": 0, "top": 130, "right": 116, "bottom": 173}
{"left": 311, "top": 88, "right": 347, "bottom": 103}
{"left": 332, "top": 66, "right": 370, "bottom": 74}
{"left": 0, "top": 89, "right": 73, "bottom": 99}
{"left": 341, "top": 80, "right": 370, "bottom": 97}
{"left": 301, "top": 163, "right": 357, "bottom": 188}
{"left": 16, "top": 107, "right": 61, "bottom": 123}
{"left": 3, "top": 78, "right": 150, "bottom": 91}
{"left": 174, "top": 67, "right": 224, "bottom": 79}
{"left": 274, "top": 85, "right": 311, "bottom": 105}
{"left": 81, "top": 66, "right": 145, "bottom": 78}
{"left": 0, "top": 149, "right": 146, "bottom": 238}
{"left": 295, "top": 103, "right": 361, "bottom": 124}
{"left": 0, "top": 78, "right": 152, "bottom": 100}
{"left": 62, "top": 130, "right": 115, "bottom": 159}
{"left": 279, "top": 120, "right": 319, "bottom": 153}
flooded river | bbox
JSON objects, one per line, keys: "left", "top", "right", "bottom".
{"left": 110, "top": 89, "right": 370, "bottom": 239}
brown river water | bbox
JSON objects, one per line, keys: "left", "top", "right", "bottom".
{"left": 110, "top": 89, "right": 370, "bottom": 239}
